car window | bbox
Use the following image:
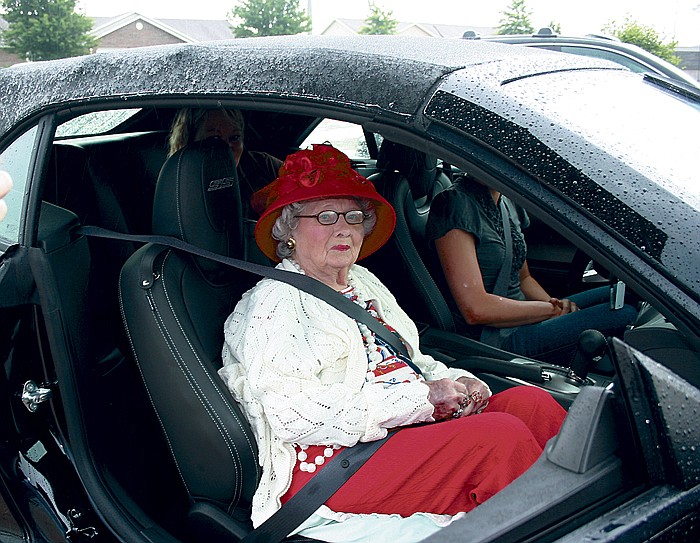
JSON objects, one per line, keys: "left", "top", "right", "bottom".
{"left": 56, "top": 109, "right": 141, "bottom": 138}
{"left": 0, "top": 126, "right": 38, "bottom": 245}
{"left": 559, "top": 45, "right": 648, "bottom": 73}
{"left": 300, "top": 119, "right": 376, "bottom": 158}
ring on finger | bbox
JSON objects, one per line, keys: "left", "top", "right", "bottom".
{"left": 471, "top": 391, "right": 483, "bottom": 403}
{"left": 453, "top": 406, "right": 464, "bottom": 418}
{"left": 476, "top": 400, "right": 490, "bottom": 414}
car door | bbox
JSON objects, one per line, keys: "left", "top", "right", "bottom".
{"left": 0, "top": 125, "right": 35, "bottom": 543}
{"left": 0, "top": 119, "right": 105, "bottom": 541}
{"left": 0, "top": 124, "right": 50, "bottom": 541}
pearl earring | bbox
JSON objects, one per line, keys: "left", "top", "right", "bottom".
{"left": 285, "top": 237, "right": 296, "bottom": 252}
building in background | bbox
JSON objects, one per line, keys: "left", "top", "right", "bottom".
{"left": 0, "top": 12, "right": 232, "bottom": 65}
{"left": 90, "top": 12, "right": 231, "bottom": 52}
{"left": 0, "top": 12, "right": 697, "bottom": 81}
{"left": 676, "top": 46, "right": 700, "bottom": 81}
{"left": 0, "top": 17, "right": 20, "bottom": 66}
{"left": 319, "top": 18, "right": 493, "bottom": 39}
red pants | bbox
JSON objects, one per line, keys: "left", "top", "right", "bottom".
{"left": 281, "top": 386, "right": 566, "bottom": 516}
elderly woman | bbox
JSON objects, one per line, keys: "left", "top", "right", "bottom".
{"left": 168, "top": 107, "right": 282, "bottom": 215}
{"left": 219, "top": 145, "right": 566, "bottom": 540}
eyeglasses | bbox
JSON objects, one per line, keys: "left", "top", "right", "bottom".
{"left": 295, "top": 209, "right": 368, "bottom": 225}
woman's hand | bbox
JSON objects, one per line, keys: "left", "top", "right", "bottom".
{"left": 436, "top": 233, "right": 571, "bottom": 328}
{"left": 455, "top": 376, "right": 491, "bottom": 416}
{"left": 548, "top": 297, "right": 579, "bottom": 316}
{"left": 424, "top": 378, "right": 468, "bottom": 421}
{"left": 425, "top": 377, "right": 492, "bottom": 420}
{"left": 0, "top": 171, "right": 12, "bottom": 223}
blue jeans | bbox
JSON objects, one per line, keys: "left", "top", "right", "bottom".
{"left": 501, "top": 286, "right": 638, "bottom": 366}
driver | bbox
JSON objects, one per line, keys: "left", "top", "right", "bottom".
{"left": 426, "top": 174, "right": 638, "bottom": 365}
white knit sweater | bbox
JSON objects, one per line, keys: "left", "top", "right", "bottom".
{"left": 219, "top": 259, "right": 476, "bottom": 527}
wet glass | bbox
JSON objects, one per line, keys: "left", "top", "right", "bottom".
{"left": 0, "top": 126, "right": 38, "bottom": 245}
{"left": 296, "top": 210, "right": 367, "bottom": 225}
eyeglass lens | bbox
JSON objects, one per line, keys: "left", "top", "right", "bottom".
{"left": 298, "top": 210, "right": 366, "bottom": 225}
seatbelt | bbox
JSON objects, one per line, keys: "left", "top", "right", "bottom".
{"left": 76, "top": 225, "right": 418, "bottom": 372}
{"left": 241, "top": 433, "right": 394, "bottom": 543}
{"left": 480, "top": 197, "right": 513, "bottom": 347}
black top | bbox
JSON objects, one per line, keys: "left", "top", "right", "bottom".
{"left": 426, "top": 177, "right": 529, "bottom": 337}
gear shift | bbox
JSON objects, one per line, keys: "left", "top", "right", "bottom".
{"left": 567, "top": 329, "right": 608, "bottom": 385}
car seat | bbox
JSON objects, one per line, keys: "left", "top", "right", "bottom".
{"left": 119, "top": 139, "right": 263, "bottom": 540}
{"left": 367, "top": 140, "right": 455, "bottom": 332}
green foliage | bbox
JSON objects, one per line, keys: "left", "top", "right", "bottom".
{"left": 359, "top": 2, "right": 398, "bottom": 35}
{"left": 1, "top": 0, "right": 96, "bottom": 61}
{"left": 230, "top": 0, "right": 311, "bottom": 38}
{"left": 548, "top": 21, "right": 562, "bottom": 35}
{"left": 497, "top": 0, "right": 534, "bottom": 35}
{"left": 604, "top": 17, "right": 680, "bottom": 66}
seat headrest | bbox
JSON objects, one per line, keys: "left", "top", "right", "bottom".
{"left": 377, "top": 141, "right": 437, "bottom": 200}
{"left": 152, "top": 139, "right": 243, "bottom": 272}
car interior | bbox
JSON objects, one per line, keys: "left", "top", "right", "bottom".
{"left": 16, "top": 102, "right": 698, "bottom": 541}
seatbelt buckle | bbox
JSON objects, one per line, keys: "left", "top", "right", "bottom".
{"left": 610, "top": 280, "right": 625, "bottom": 310}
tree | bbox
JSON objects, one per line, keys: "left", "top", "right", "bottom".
{"left": 548, "top": 21, "right": 562, "bottom": 35}
{"left": 603, "top": 17, "right": 681, "bottom": 66}
{"left": 497, "top": 0, "right": 534, "bottom": 35}
{"left": 229, "top": 0, "right": 311, "bottom": 38}
{"left": 0, "top": 0, "right": 96, "bottom": 61}
{"left": 359, "top": 2, "right": 398, "bottom": 35}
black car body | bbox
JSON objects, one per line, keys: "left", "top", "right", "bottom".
{"left": 465, "top": 27, "right": 700, "bottom": 90}
{"left": 0, "top": 35, "right": 699, "bottom": 542}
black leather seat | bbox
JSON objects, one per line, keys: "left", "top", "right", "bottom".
{"left": 46, "top": 143, "right": 138, "bottom": 362}
{"left": 119, "top": 139, "right": 261, "bottom": 540}
{"left": 367, "top": 140, "right": 455, "bottom": 332}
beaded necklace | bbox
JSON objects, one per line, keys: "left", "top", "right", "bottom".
{"left": 286, "top": 259, "right": 413, "bottom": 472}
{"left": 342, "top": 280, "right": 385, "bottom": 372}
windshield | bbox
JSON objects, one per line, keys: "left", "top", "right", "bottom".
{"left": 508, "top": 71, "right": 700, "bottom": 211}
{"left": 427, "top": 67, "right": 700, "bottom": 298}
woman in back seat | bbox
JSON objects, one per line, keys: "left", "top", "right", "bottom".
{"left": 168, "top": 108, "right": 282, "bottom": 217}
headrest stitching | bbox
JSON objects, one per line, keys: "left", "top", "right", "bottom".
{"left": 174, "top": 152, "right": 186, "bottom": 241}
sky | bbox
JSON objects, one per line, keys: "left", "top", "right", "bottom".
{"left": 76, "top": 0, "right": 700, "bottom": 46}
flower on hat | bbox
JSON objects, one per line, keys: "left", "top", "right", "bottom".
{"left": 282, "top": 155, "right": 320, "bottom": 187}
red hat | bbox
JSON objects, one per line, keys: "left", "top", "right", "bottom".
{"left": 252, "top": 144, "right": 396, "bottom": 262}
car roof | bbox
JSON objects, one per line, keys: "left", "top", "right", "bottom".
{"left": 471, "top": 30, "right": 700, "bottom": 89}
{"left": 0, "top": 35, "right": 622, "bottom": 138}
{"left": 481, "top": 32, "right": 629, "bottom": 47}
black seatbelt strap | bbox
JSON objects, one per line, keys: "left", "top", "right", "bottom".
{"left": 76, "top": 225, "right": 419, "bottom": 372}
{"left": 480, "top": 197, "right": 513, "bottom": 347}
{"left": 241, "top": 433, "right": 394, "bottom": 543}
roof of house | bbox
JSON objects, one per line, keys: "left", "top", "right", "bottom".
{"left": 91, "top": 12, "right": 232, "bottom": 43}
{"left": 322, "top": 18, "right": 494, "bottom": 39}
